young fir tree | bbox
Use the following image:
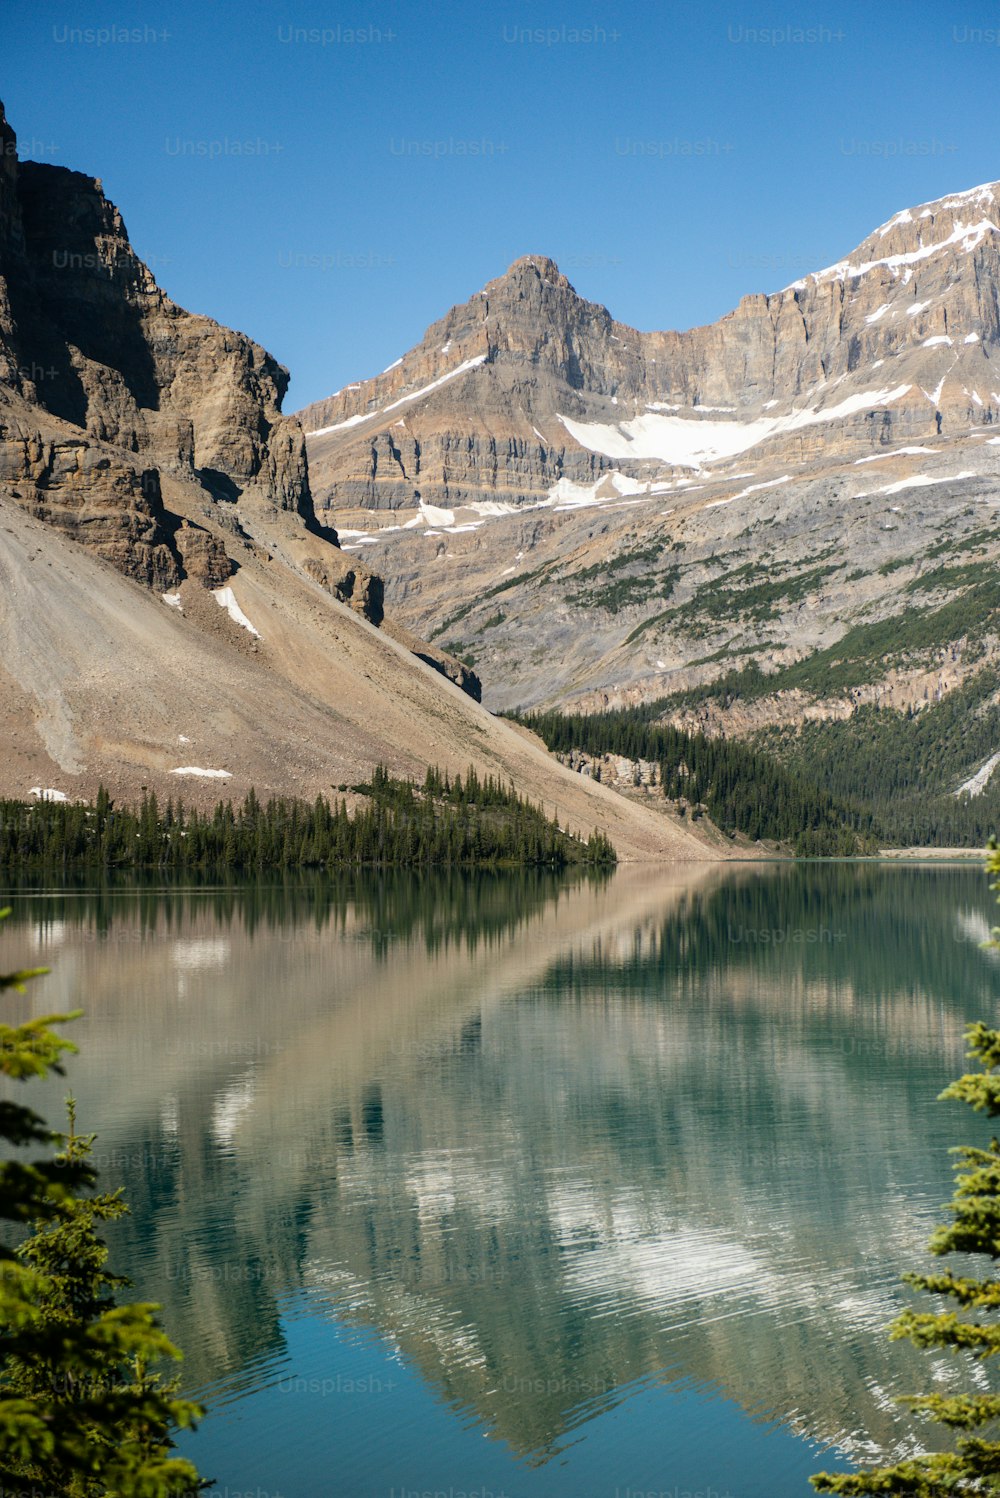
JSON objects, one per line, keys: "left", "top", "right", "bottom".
{"left": 0, "top": 908, "right": 205, "bottom": 1495}
{"left": 812, "top": 844, "right": 1000, "bottom": 1496}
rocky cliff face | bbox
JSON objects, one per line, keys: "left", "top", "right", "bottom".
{"left": 301, "top": 192, "right": 1000, "bottom": 517}
{"left": 0, "top": 101, "right": 373, "bottom": 607}
{"left": 0, "top": 99, "right": 484, "bottom": 700}
{"left": 301, "top": 255, "right": 648, "bottom": 513}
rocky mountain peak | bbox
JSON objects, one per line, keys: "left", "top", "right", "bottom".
{"left": 301, "top": 171, "right": 1000, "bottom": 521}
{"left": 490, "top": 255, "right": 574, "bottom": 293}
{"left": 0, "top": 100, "right": 358, "bottom": 606}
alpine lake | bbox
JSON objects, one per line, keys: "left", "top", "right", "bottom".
{"left": 3, "top": 860, "right": 999, "bottom": 1498}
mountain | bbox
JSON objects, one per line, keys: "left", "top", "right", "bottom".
{"left": 302, "top": 190, "right": 1000, "bottom": 514}
{"left": 297, "top": 186, "right": 1000, "bottom": 818}
{"left": 0, "top": 101, "right": 718, "bottom": 862}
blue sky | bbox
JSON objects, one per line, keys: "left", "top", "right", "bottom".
{"left": 4, "top": 0, "right": 999, "bottom": 409}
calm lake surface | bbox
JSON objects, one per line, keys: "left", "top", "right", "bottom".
{"left": 3, "top": 862, "right": 1000, "bottom": 1498}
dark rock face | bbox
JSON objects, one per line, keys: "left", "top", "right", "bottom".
{"left": 0, "top": 99, "right": 487, "bottom": 700}
{"left": 302, "top": 553, "right": 385, "bottom": 626}
{"left": 0, "top": 100, "right": 311, "bottom": 589}
{"left": 6, "top": 151, "right": 313, "bottom": 519}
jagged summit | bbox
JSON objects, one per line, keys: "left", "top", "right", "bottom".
{"left": 295, "top": 175, "right": 1000, "bottom": 720}
{"left": 301, "top": 173, "right": 1000, "bottom": 518}
{"left": 490, "top": 254, "right": 575, "bottom": 291}
{"left": 887, "top": 178, "right": 1000, "bottom": 224}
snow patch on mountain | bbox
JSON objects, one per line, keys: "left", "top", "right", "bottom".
{"left": 558, "top": 387, "right": 911, "bottom": 469}
{"left": 212, "top": 587, "right": 261, "bottom": 638}
{"left": 306, "top": 356, "right": 489, "bottom": 436}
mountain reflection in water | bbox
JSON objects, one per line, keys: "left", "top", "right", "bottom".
{"left": 3, "top": 863, "right": 998, "bottom": 1491}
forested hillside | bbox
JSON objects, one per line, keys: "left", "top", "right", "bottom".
{"left": 516, "top": 710, "right": 875, "bottom": 855}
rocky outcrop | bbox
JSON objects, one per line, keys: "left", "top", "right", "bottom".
{"left": 301, "top": 551, "right": 384, "bottom": 625}
{"left": 0, "top": 98, "right": 318, "bottom": 593}
{"left": 0, "top": 98, "right": 490, "bottom": 703}
{"left": 379, "top": 616, "right": 482, "bottom": 702}
{"left": 0, "top": 401, "right": 183, "bottom": 587}
{"left": 7, "top": 151, "right": 312, "bottom": 521}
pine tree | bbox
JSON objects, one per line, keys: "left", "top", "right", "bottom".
{"left": 0, "top": 910, "right": 205, "bottom": 1495}
{"left": 812, "top": 842, "right": 1000, "bottom": 1496}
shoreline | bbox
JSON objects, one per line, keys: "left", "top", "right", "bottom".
{"left": 876, "top": 846, "right": 987, "bottom": 860}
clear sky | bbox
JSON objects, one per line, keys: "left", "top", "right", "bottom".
{"left": 3, "top": 0, "right": 999, "bottom": 410}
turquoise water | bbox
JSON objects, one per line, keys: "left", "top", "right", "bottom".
{"left": 3, "top": 862, "right": 998, "bottom": 1498}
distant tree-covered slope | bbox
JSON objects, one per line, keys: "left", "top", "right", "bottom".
{"left": 514, "top": 709, "right": 875, "bottom": 855}
{"left": 753, "top": 667, "right": 1000, "bottom": 847}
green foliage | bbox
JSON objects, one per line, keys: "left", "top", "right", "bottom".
{"left": 812, "top": 845, "right": 1000, "bottom": 1494}
{"left": 666, "top": 570, "right": 1000, "bottom": 705}
{"left": 478, "top": 561, "right": 553, "bottom": 598}
{"left": 562, "top": 542, "right": 681, "bottom": 615}
{"left": 0, "top": 769, "right": 616, "bottom": 874}
{"left": 756, "top": 668, "right": 1000, "bottom": 847}
{"left": 0, "top": 911, "right": 204, "bottom": 1495}
{"left": 439, "top": 641, "right": 479, "bottom": 667}
{"left": 658, "top": 558, "right": 842, "bottom": 630}
{"left": 514, "top": 709, "right": 874, "bottom": 854}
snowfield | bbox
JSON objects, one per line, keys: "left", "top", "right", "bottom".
{"left": 557, "top": 386, "right": 912, "bottom": 469}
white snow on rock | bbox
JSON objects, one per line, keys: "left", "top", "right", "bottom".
{"left": 784, "top": 215, "right": 1000, "bottom": 292}
{"left": 305, "top": 355, "right": 488, "bottom": 436}
{"left": 855, "top": 446, "right": 939, "bottom": 464}
{"left": 544, "top": 477, "right": 620, "bottom": 510}
{"left": 865, "top": 304, "right": 891, "bottom": 324}
{"left": 861, "top": 471, "right": 977, "bottom": 497}
{"left": 878, "top": 207, "right": 914, "bottom": 238}
{"left": 212, "top": 587, "right": 260, "bottom": 638}
{"left": 914, "top": 183, "right": 999, "bottom": 216}
{"left": 419, "top": 500, "right": 456, "bottom": 527}
{"left": 162, "top": 592, "right": 183, "bottom": 610}
{"left": 703, "top": 475, "right": 791, "bottom": 510}
{"left": 609, "top": 472, "right": 651, "bottom": 496}
{"left": 922, "top": 335, "right": 953, "bottom": 348}
{"left": 956, "top": 750, "right": 1000, "bottom": 798}
{"left": 381, "top": 354, "right": 488, "bottom": 413}
{"left": 469, "top": 500, "right": 520, "bottom": 517}
{"left": 306, "top": 411, "right": 370, "bottom": 436}
{"left": 170, "top": 767, "right": 232, "bottom": 780}
{"left": 905, "top": 300, "right": 931, "bottom": 317}
{"left": 558, "top": 386, "right": 911, "bottom": 469}
{"left": 29, "top": 787, "right": 68, "bottom": 802}
{"left": 965, "top": 332, "right": 981, "bottom": 343}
